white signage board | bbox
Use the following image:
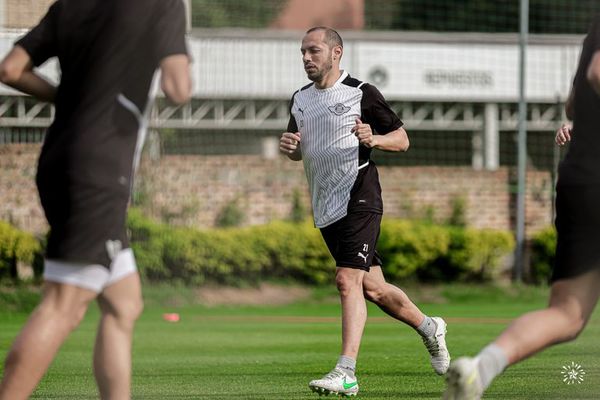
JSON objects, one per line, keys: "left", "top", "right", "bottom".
{"left": 0, "top": 31, "right": 582, "bottom": 102}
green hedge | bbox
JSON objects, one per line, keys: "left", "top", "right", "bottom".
{"left": 379, "top": 221, "right": 515, "bottom": 282}
{"left": 0, "top": 221, "right": 42, "bottom": 279}
{"left": 129, "top": 209, "right": 332, "bottom": 285}
{"left": 0, "top": 212, "right": 516, "bottom": 284}
{"left": 529, "top": 226, "right": 556, "bottom": 284}
{"left": 128, "top": 209, "right": 515, "bottom": 285}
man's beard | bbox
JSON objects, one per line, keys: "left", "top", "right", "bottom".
{"left": 307, "top": 60, "right": 333, "bottom": 82}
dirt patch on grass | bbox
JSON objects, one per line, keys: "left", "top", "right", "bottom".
{"left": 192, "top": 315, "right": 513, "bottom": 324}
{"left": 195, "top": 284, "right": 312, "bottom": 306}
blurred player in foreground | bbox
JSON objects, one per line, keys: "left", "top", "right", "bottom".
{"left": 280, "top": 26, "right": 450, "bottom": 397}
{"left": 443, "top": 16, "right": 600, "bottom": 400}
{"left": 0, "top": 1, "right": 190, "bottom": 398}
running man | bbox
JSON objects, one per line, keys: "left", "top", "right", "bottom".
{"left": 280, "top": 27, "right": 450, "bottom": 397}
{"left": 443, "top": 16, "right": 600, "bottom": 400}
{"left": 0, "top": 1, "right": 190, "bottom": 399}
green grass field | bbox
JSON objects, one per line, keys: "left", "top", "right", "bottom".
{"left": 0, "top": 284, "right": 599, "bottom": 399}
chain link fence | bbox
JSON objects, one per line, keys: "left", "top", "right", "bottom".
{"left": 0, "top": 0, "right": 593, "bottom": 240}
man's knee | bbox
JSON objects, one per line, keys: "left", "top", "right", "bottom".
{"left": 38, "top": 292, "right": 94, "bottom": 332}
{"left": 102, "top": 295, "right": 144, "bottom": 326}
{"left": 551, "top": 305, "right": 587, "bottom": 342}
{"left": 562, "top": 312, "right": 586, "bottom": 341}
{"left": 126, "top": 296, "right": 144, "bottom": 322}
{"left": 335, "top": 268, "right": 363, "bottom": 296}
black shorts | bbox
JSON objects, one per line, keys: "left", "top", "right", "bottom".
{"left": 320, "top": 211, "right": 383, "bottom": 271}
{"left": 37, "top": 178, "right": 130, "bottom": 269}
{"left": 552, "top": 183, "right": 600, "bottom": 282}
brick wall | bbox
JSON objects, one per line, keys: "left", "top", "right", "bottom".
{"left": 0, "top": 144, "right": 553, "bottom": 236}
{"left": 0, "top": 144, "right": 46, "bottom": 233}
{"left": 270, "top": 0, "right": 364, "bottom": 30}
{"left": 4, "top": 0, "right": 53, "bottom": 29}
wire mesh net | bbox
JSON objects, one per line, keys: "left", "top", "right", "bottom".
{"left": 0, "top": 0, "right": 595, "bottom": 239}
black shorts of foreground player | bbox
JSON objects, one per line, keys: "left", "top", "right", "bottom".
{"left": 279, "top": 26, "right": 451, "bottom": 397}
{"left": 442, "top": 16, "right": 600, "bottom": 400}
{"left": 0, "top": 1, "right": 191, "bottom": 399}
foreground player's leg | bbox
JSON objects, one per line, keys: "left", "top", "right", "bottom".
{"left": 0, "top": 282, "right": 97, "bottom": 400}
{"left": 444, "top": 268, "right": 600, "bottom": 400}
{"left": 309, "top": 267, "right": 365, "bottom": 397}
{"left": 363, "top": 266, "right": 450, "bottom": 374}
{"left": 94, "top": 272, "right": 143, "bottom": 400}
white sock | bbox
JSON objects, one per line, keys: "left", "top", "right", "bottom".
{"left": 336, "top": 355, "right": 356, "bottom": 379}
{"left": 476, "top": 344, "right": 509, "bottom": 390}
{"left": 416, "top": 316, "right": 437, "bottom": 337}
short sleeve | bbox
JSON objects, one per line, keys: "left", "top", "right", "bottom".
{"left": 15, "top": 1, "right": 60, "bottom": 67}
{"left": 287, "top": 92, "right": 298, "bottom": 132}
{"left": 287, "top": 116, "right": 298, "bottom": 133}
{"left": 153, "top": 0, "right": 188, "bottom": 62}
{"left": 360, "top": 84, "right": 403, "bottom": 135}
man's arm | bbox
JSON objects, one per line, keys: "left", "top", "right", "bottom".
{"left": 372, "top": 127, "right": 409, "bottom": 152}
{"left": 160, "top": 54, "right": 191, "bottom": 105}
{"left": 279, "top": 131, "right": 302, "bottom": 161}
{"left": 352, "top": 119, "right": 409, "bottom": 152}
{"left": 555, "top": 122, "right": 572, "bottom": 146}
{"left": 564, "top": 85, "right": 575, "bottom": 121}
{"left": 358, "top": 84, "right": 408, "bottom": 152}
{"left": 586, "top": 50, "right": 600, "bottom": 96}
{"left": 281, "top": 93, "right": 302, "bottom": 160}
{"left": 0, "top": 46, "right": 56, "bottom": 103}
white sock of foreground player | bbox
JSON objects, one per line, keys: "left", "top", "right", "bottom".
{"left": 476, "top": 344, "right": 509, "bottom": 389}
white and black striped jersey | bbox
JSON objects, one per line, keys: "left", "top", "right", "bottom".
{"left": 287, "top": 71, "right": 403, "bottom": 228}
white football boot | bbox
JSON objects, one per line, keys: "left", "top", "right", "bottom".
{"left": 309, "top": 367, "right": 359, "bottom": 397}
{"left": 442, "top": 357, "right": 484, "bottom": 400}
{"left": 422, "top": 317, "right": 451, "bottom": 375}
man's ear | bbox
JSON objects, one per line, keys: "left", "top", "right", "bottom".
{"left": 333, "top": 46, "right": 343, "bottom": 60}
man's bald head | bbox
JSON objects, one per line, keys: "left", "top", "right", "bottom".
{"left": 305, "top": 26, "right": 343, "bottom": 50}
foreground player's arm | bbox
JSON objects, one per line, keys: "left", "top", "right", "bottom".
{"left": 0, "top": 46, "right": 56, "bottom": 103}
{"left": 555, "top": 85, "right": 574, "bottom": 146}
{"left": 353, "top": 118, "right": 409, "bottom": 152}
{"left": 564, "top": 85, "right": 575, "bottom": 120}
{"left": 555, "top": 122, "right": 572, "bottom": 146}
{"left": 153, "top": 0, "right": 191, "bottom": 105}
{"left": 160, "top": 54, "right": 191, "bottom": 105}
{"left": 586, "top": 51, "right": 600, "bottom": 96}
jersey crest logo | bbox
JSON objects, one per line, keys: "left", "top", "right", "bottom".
{"left": 328, "top": 103, "right": 351, "bottom": 116}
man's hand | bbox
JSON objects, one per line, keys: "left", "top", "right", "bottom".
{"left": 555, "top": 122, "right": 572, "bottom": 146}
{"left": 280, "top": 131, "right": 302, "bottom": 160}
{"left": 352, "top": 118, "right": 377, "bottom": 148}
